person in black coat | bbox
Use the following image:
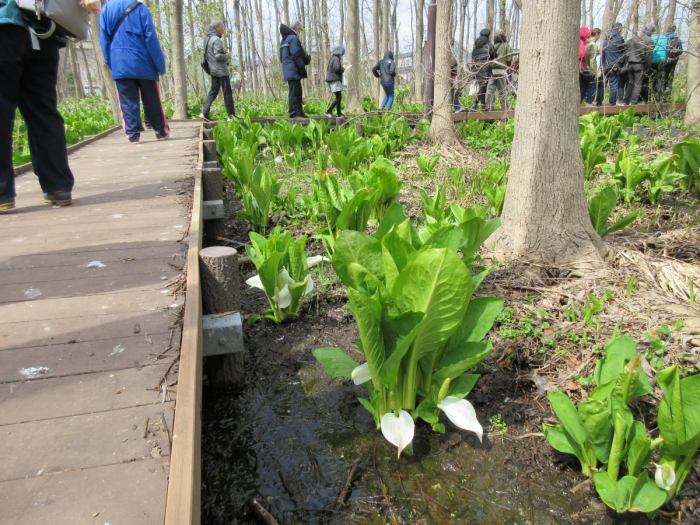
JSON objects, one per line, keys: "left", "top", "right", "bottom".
{"left": 470, "top": 29, "right": 495, "bottom": 111}
{"left": 372, "top": 51, "right": 397, "bottom": 110}
{"left": 324, "top": 46, "right": 348, "bottom": 117}
{"left": 279, "top": 21, "right": 311, "bottom": 117}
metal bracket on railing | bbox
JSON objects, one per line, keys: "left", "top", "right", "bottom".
{"left": 202, "top": 200, "right": 224, "bottom": 220}
{"left": 202, "top": 312, "right": 244, "bottom": 357}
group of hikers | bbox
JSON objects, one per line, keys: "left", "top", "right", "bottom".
{"left": 579, "top": 23, "right": 683, "bottom": 108}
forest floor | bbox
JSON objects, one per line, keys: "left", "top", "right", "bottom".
{"left": 201, "top": 114, "right": 700, "bottom": 525}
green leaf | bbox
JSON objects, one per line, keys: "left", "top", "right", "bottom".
{"left": 588, "top": 187, "right": 617, "bottom": 237}
{"left": 447, "top": 374, "right": 480, "bottom": 399}
{"left": 422, "top": 225, "right": 464, "bottom": 253}
{"left": 447, "top": 296, "right": 504, "bottom": 350}
{"left": 258, "top": 252, "right": 282, "bottom": 300}
{"left": 628, "top": 474, "right": 667, "bottom": 512}
{"left": 593, "top": 472, "right": 626, "bottom": 512}
{"left": 313, "top": 347, "right": 359, "bottom": 379}
{"left": 358, "top": 396, "right": 377, "bottom": 415}
{"left": 433, "top": 342, "right": 493, "bottom": 386}
{"left": 347, "top": 288, "right": 386, "bottom": 390}
{"left": 578, "top": 399, "right": 613, "bottom": 463}
{"left": 625, "top": 434, "right": 652, "bottom": 478}
{"left": 594, "top": 336, "right": 652, "bottom": 399}
{"left": 380, "top": 311, "right": 426, "bottom": 388}
{"left": 547, "top": 391, "right": 586, "bottom": 446}
{"left": 332, "top": 231, "right": 385, "bottom": 288}
{"left": 374, "top": 203, "right": 408, "bottom": 241}
{"left": 543, "top": 424, "right": 580, "bottom": 457}
{"left": 657, "top": 366, "right": 684, "bottom": 460}
{"left": 606, "top": 210, "right": 639, "bottom": 236}
{"left": 458, "top": 217, "right": 502, "bottom": 258}
{"left": 416, "top": 398, "right": 439, "bottom": 424}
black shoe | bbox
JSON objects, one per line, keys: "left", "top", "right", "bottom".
{"left": 337, "top": 113, "right": 345, "bottom": 117}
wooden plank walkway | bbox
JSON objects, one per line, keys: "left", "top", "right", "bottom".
{"left": 0, "top": 121, "right": 200, "bottom": 525}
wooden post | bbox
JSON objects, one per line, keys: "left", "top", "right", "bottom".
{"left": 199, "top": 246, "right": 244, "bottom": 389}
{"left": 202, "top": 140, "right": 217, "bottom": 163}
{"left": 202, "top": 128, "right": 214, "bottom": 140}
{"left": 355, "top": 120, "right": 364, "bottom": 137}
{"left": 200, "top": 167, "right": 226, "bottom": 244}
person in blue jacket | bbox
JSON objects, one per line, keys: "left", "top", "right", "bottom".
{"left": 601, "top": 23, "right": 626, "bottom": 106}
{"left": 659, "top": 24, "right": 683, "bottom": 102}
{"left": 279, "top": 21, "right": 311, "bottom": 118}
{"left": 0, "top": 0, "right": 76, "bottom": 210}
{"left": 100, "top": 0, "right": 169, "bottom": 143}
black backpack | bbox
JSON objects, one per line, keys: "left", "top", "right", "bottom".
{"left": 201, "top": 36, "right": 212, "bottom": 75}
{"left": 667, "top": 36, "right": 682, "bottom": 63}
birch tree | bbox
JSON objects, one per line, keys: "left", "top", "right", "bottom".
{"left": 169, "top": 0, "right": 188, "bottom": 118}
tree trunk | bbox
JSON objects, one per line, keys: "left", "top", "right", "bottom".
{"left": 78, "top": 42, "right": 94, "bottom": 97}
{"left": 643, "top": 0, "right": 651, "bottom": 26}
{"left": 428, "top": 0, "right": 458, "bottom": 145}
{"left": 187, "top": 0, "right": 200, "bottom": 97}
{"left": 494, "top": 0, "right": 606, "bottom": 264}
{"left": 486, "top": 0, "right": 494, "bottom": 33}
{"left": 630, "top": 0, "right": 640, "bottom": 34}
{"left": 346, "top": 0, "right": 362, "bottom": 111}
{"left": 602, "top": 0, "right": 615, "bottom": 37}
{"left": 340, "top": 0, "right": 345, "bottom": 46}
{"left": 414, "top": 0, "right": 424, "bottom": 99}
{"left": 69, "top": 42, "right": 85, "bottom": 99}
{"left": 284, "top": 0, "right": 289, "bottom": 23}
{"left": 169, "top": 0, "right": 188, "bottom": 119}
{"left": 687, "top": 1, "right": 700, "bottom": 127}
{"left": 234, "top": 0, "right": 244, "bottom": 94}
{"left": 321, "top": 0, "right": 329, "bottom": 68}
{"left": 664, "top": 0, "right": 676, "bottom": 30}
{"left": 458, "top": 0, "right": 466, "bottom": 64}
{"left": 382, "top": 0, "right": 390, "bottom": 51}
{"left": 89, "top": 15, "right": 120, "bottom": 122}
{"left": 499, "top": 0, "right": 506, "bottom": 30}
{"left": 255, "top": 0, "right": 270, "bottom": 97}
{"left": 245, "top": 2, "right": 259, "bottom": 94}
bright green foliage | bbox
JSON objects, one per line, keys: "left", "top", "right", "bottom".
{"left": 349, "top": 157, "right": 405, "bottom": 220}
{"left": 245, "top": 226, "right": 321, "bottom": 324}
{"left": 416, "top": 153, "right": 441, "bottom": 177}
{"left": 592, "top": 472, "right": 667, "bottom": 513}
{"left": 610, "top": 148, "right": 650, "bottom": 203}
{"left": 673, "top": 136, "right": 700, "bottom": 193}
{"left": 580, "top": 128, "right": 609, "bottom": 178}
{"left": 588, "top": 187, "right": 639, "bottom": 238}
{"left": 314, "top": 216, "right": 503, "bottom": 430}
{"left": 648, "top": 153, "right": 686, "bottom": 206}
{"left": 420, "top": 186, "right": 447, "bottom": 222}
{"left": 222, "top": 147, "right": 255, "bottom": 193}
{"left": 237, "top": 167, "right": 283, "bottom": 231}
{"left": 327, "top": 128, "right": 369, "bottom": 177}
{"left": 656, "top": 367, "right": 700, "bottom": 502}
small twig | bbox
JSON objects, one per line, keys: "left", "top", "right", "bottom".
{"left": 247, "top": 498, "right": 280, "bottom": 525}
{"left": 142, "top": 417, "right": 149, "bottom": 439}
{"left": 337, "top": 458, "right": 361, "bottom": 506}
{"left": 154, "top": 356, "right": 179, "bottom": 389}
{"left": 160, "top": 411, "right": 171, "bottom": 450}
{"left": 570, "top": 479, "right": 592, "bottom": 494}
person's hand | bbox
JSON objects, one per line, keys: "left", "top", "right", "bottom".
{"left": 80, "top": 0, "right": 101, "bottom": 14}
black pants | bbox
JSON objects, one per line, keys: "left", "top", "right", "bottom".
{"left": 617, "top": 71, "right": 628, "bottom": 103}
{"left": 579, "top": 71, "right": 594, "bottom": 103}
{"left": 288, "top": 79, "right": 303, "bottom": 116}
{"left": 326, "top": 91, "right": 342, "bottom": 115}
{"left": 203, "top": 75, "right": 235, "bottom": 117}
{"left": 660, "top": 62, "right": 677, "bottom": 102}
{"left": 0, "top": 25, "right": 73, "bottom": 202}
{"left": 624, "top": 64, "right": 645, "bottom": 105}
{"left": 645, "top": 63, "right": 664, "bottom": 101}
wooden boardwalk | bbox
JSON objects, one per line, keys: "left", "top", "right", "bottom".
{"left": 0, "top": 121, "right": 200, "bottom": 524}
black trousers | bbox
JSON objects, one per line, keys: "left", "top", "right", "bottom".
{"left": 624, "top": 64, "right": 645, "bottom": 105}
{"left": 326, "top": 91, "right": 342, "bottom": 115}
{"left": 660, "top": 63, "right": 677, "bottom": 102}
{"left": 288, "top": 80, "right": 303, "bottom": 116}
{"left": 0, "top": 25, "right": 73, "bottom": 202}
{"left": 203, "top": 75, "right": 235, "bottom": 117}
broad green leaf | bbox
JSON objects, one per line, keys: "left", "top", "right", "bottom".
{"left": 380, "top": 311, "right": 426, "bottom": 388}
{"left": 594, "top": 336, "right": 652, "bottom": 399}
{"left": 447, "top": 297, "right": 504, "bottom": 350}
{"left": 459, "top": 217, "right": 502, "bottom": 258}
{"left": 471, "top": 265, "right": 496, "bottom": 291}
{"left": 447, "top": 373, "right": 480, "bottom": 399}
{"left": 258, "top": 252, "right": 282, "bottom": 300}
{"left": 547, "top": 391, "right": 586, "bottom": 446}
{"left": 422, "top": 225, "right": 463, "bottom": 253}
{"left": 626, "top": 434, "right": 652, "bottom": 478}
{"left": 433, "top": 342, "right": 493, "bottom": 386}
{"left": 593, "top": 472, "right": 626, "bottom": 512}
{"left": 313, "top": 347, "right": 359, "bottom": 379}
{"left": 628, "top": 474, "right": 667, "bottom": 512}
{"left": 543, "top": 424, "right": 580, "bottom": 457}
{"left": 657, "top": 365, "right": 684, "bottom": 459}
{"left": 332, "top": 231, "right": 385, "bottom": 288}
{"left": 416, "top": 398, "right": 439, "bottom": 424}
{"left": 578, "top": 399, "right": 613, "bottom": 463}
{"left": 375, "top": 203, "right": 408, "bottom": 241}
{"left": 347, "top": 288, "right": 386, "bottom": 390}
{"left": 588, "top": 187, "right": 617, "bottom": 236}
{"left": 381, "top": 229, "right": 417, "bottom": 274}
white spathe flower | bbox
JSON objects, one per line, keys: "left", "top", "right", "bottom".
{"left": 437, "top": 396, "right": 483, "bottom": 442}
{"left": 381, "top": 411, "right": 415, "bottom": 458}
{"left": 654, "top": 463, "right": 676, "bottom": 491}
{"left": 351, "top": 362, "right": 371, "bottom": 385}
{"left": 306, "top": 255, "right": 331, "bottom": 268}
{"left": 246, "top": 274, "right": 264, "bottom": 290}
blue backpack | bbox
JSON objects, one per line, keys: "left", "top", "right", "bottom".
{"left": 651, "top": 35, "right": 668, "bottom": 65}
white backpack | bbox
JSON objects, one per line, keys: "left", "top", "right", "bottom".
{"left": 16, "top": 0, "right": 90, "bottom": 41}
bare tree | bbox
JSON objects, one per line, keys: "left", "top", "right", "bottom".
{"left": 665, "top": 0, "right": 677, "bottom": 30}
{"left": 458, "top": 0, "right": 466, "bottom": 64}
{"left": 78, "top": 42, "right": 94, "bottom": 96}
{"left": 254, "top": 0, "right": 270, "bottom": 97}
{"left": 346, "top": 0, "right": 362, "bottom": 110}
{"left": 169, "top": 0, "right": 188, "bottom": 118}
{"left": 428, "top": 0, "right": 459, "bottom": 145}
{"left": 284, "top": 0, "right": 289, "bottom": 23}
{"left": 499, "top": 0, "right": 506, "bottom": 30}
{"left": 382, "top": 0, "right": 389, "bottom": 51}
{"left": 494, "top": 0, "right": 606, "bottom": 264}
{"left": 89, "top": 15, "right": 120, "bottom": 122}
{"left": 415, "top": 0, "right": 424, "bottom": 98}
{"left": 688, "top": 1, "right": 700, "bottom": 127}
{"left": 234, "top": 0, "right": 244, "bottom": 92}
{"left": 69, "top": 41, "right": 84, "bottom": 99}
{"left": 486, "top": 0, "right": 494, "bottom": 32}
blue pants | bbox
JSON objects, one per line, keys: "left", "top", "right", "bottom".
{"left": 115, "top": 78, "right": 169, "bottom": 141}
{"left": 381, "top": 84, "right": 394, "bottom": 110}
{"left": 604, "top": 71, "right": 619, "bottom": 105}
{"left": 579, "top": 72, "right": 594, "bottom": 103}
{"left": 0, "top": 25, "right": 73, "bottom": 202}
{"left": 586, "top": 76, "right": 604, "bottom": 106}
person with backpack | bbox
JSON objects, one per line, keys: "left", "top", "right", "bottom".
{"left": 372, "top": 50, "right": 397, "bottom": 110}
{"left": 469, "top": 29, "right": 495, "bottom": 111}
{"left": 324, "top": 46, "right": 348, "bottom": 117}
{"left": 199, "top": 18, "right": 236, "bottom": 122}
{"left": 280, "top": 21, "right": 311, "bottom": 118}
{"left": 601, "top": 22, "right": 626, "bottom": 106}
{"left": 621, "top": 24, "right": 655, "bottom": 106}
{"left": 100, "top": 0, "right": 169, "bottom": 143}
{"left": 485, "top": 29, "right": 513, "bottom": 111}
{"left": 0, "top": 0, "right": 88, "bottom": 210}
{"left": 578, "top": 27, "right": 593, "bottom": 104}
{"left": 648, "top": 27, "right": 669, "bottom": 101}
{"left": 660, "top": 24, "right": 683, "bottom": 102}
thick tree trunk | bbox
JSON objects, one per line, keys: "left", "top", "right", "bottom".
{"left": 234, "top": 0, "right": 244, "bottom": 93}
{"left": 346, "top": 0, "right": 362, "bottom": 111}
{"left": 89, "top": 15, "right": 120, "bottom": 122}
{"left": 169, "top": 0, "right": 188, "bottom": 119}
{"left": 340, "top": 0, "right": 345, "bottom": 46}
{"left": 494, "top": 0, "right": 606, "bottom": 264}
{"left": 687, "top": 2, "right": 700, "bottom": 127}
{"left": 414, "top": 0, "right": 424, "bottom": 99}
{"left": 428, "top": 0, "right": 459, "bottom": 145}
{"left": 283, "top": 0, "right": 289, "bottom": 23}
{"left": 643, "top": 0, "right": 651, "bottom": 26}
{"left": 664, "top": 0, "right": 676, "bottom": 30}
{"left": 69, "top": 42, "right": 84, "bottom": 99}
{"left": 382, "top": 0, "right": 390, "bottom": 51}
{"left": 78, "top": 42, "right": 94, "bottom": 96}
{"left": 486, "top": 0, "right": 494, "bottom": 33}
{"left": 630, "top": 0, "right": 640, "bottom": 34}
{"left": 255, "top": 0, "right": 269, "bottom": 97}
{"left": 321, "top": 0, "right": 329, "bottom": 67}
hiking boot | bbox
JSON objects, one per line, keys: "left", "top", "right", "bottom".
{"left": 155, "top": 130, "right": 170, "bottom": 140}
{"left": 0, "top": 198, "right": 15, "bottom": 211}
{"left": 129, "top": 136, "right": 140, "bottom": 144}
{"left": 43, "top": 191, "right": 72, "bottom": 206}
{"left": 337, "top": 113, "right": 345, "bottom": 117}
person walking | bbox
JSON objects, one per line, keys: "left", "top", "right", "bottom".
{"left": 485, "top": 29, "right": 512, "bottom": 111}
{"left": 199, "top": 18, "right": 236, "bottom": 122}
{"left": 649, "top": 27, "right": 669, "bottom": 101}
{"left": 469, "top": 29, "right": 494, "bottom": 111}
{"left": 0, "top": 0, "right": 81, "bottom": 210}
{"left": 585, "top": 29, "right": 603, "bottom": 107}
{"left": 279, "top": 21, "right": 311, "bottom": 118}
{"left": 621, "top": 24, "right": 655, "bottom": 106}
{"left": 372, "top": 51, "right": 397, "bottom": 110}
{"left": 601, "top": 22, "right": 626, "bottom": 106}
{"left": 100, "top": 0, "right": 169, "bottom": 144}
{"left": 660, "top": 24, "right": 683, "bottom": 102}
{"left": 578, "top": 26, "right": 592, "bottom": 104}
{"left": 324, "top": 46, "right": 348, "bottom": 117}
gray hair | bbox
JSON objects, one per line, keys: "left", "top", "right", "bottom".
{"left": 644, "top": 23, "right": 656, "bottom": 33}
{"left": 291, "top": 20, "right": 303, "bottom": 31}
{"left": 211, "top": 18, "right": 224, "bottom": 28}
